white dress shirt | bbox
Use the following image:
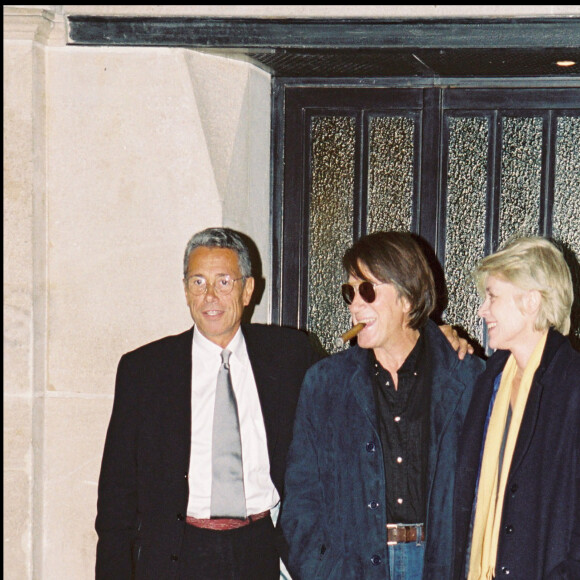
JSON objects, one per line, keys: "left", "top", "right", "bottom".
{"left": 186, "top": 326, "right": 280, "bottom": 518}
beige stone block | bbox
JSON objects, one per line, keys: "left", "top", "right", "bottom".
{"left": 4, "top": 36, "right": 36, "bottom": 397}
{"left": 44, "top": 46, "right": 222, "bottom": 395}
{"left": 3, "top": 396, "right": 33, "bottom": 471}
{"left": 3, "top": 6, "right": 66, "bottom": 46}
{"left": 4, "top": 469, "right": 32, "bottom": 580}
{"left": 41, "top": 395, "right": 112, "bottom": 579}
{"left": 4, "top": 396, "right": 33, "bottom": 580}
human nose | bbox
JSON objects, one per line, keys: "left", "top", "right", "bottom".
{"left": 203, "top": 280, "right": 219, "bottom": 299}
{"left": 477, "top": 298, "right": 488, "bottom": 318}
{"left": 349, "top": 287, "right": 366, "bottom": 310}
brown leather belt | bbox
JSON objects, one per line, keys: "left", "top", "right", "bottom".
{"left": 186, "top": 510, "right": 270, "bottom": 531}
{"left": 387, "top": 523, "right": 425, "bottom": 545}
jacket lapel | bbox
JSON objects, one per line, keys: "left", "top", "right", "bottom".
{"left": 348, "top": 347, "right": 380, "bottom": 431}
{"left": 172, "top": 328, "right": 194, "bottom": 471}
{"left": 507, "top": 329, "right": 563, "bottom": 477}
{"left": 241, "top": 325, "right": 279, "bottom": 461}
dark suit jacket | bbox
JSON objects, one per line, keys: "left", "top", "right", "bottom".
{"left": 95, "top": 323, "right": 320, "bottom": 579}
{"left": 452, "top": 328, "right": 580, "bottom": 579}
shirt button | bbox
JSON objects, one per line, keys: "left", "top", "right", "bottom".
{"left": 366, "top": 441, "right": 376, "bottom": 452}
{"left": 396, "top": 456, "right": 403, "bottom": 463}
{"left": 394, "top": 416, "right": 401, "bottom": 422}
{"left": 370, "top": 554, "right": 382, "bottom": 566}
{"left": 397, "top": 498, "right": 403, "bottom": 504}
{"left": 368, "top": 500, "right": 380, "bottom": 510}
{"left": 505, "top": 525, "right": 514, "bottom": 534}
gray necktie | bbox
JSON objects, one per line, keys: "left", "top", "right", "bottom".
{"left": 210, "top": 349, "right": 247, "bottom": 518}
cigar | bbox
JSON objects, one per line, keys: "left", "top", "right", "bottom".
{"left": 335, "top": 322, "right": 366, "bottom": 347}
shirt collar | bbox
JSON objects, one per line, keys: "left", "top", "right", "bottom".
{"left": 193, "top": 325, "right": 245, "bottom": 361}
{"left": 367, "top": 327, "right": 425, "bottom": 376}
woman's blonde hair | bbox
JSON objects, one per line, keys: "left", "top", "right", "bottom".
{"left": 474, "top": 236, "right": 573, "bottom": 335}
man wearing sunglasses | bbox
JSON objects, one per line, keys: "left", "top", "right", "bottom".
{"left": 281, "top": 231, "right": 485, "bottom": 580}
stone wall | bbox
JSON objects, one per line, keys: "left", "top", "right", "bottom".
{"left": 4, "top": 6, "right": 271, "bottom": 578}
{"left": 4, "top": 5, "right": 579, "bottom": 579}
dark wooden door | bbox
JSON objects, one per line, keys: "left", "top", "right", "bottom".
{"left": 273, "top": 84, "right": 580, "bottom": 354}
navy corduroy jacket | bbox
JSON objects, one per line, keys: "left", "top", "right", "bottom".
{"left": 282, "top": 319, "right": 485, "bottom": 579}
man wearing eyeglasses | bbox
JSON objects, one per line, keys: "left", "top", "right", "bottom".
{"left": 95, "top": 227, "right": 320, "bottom": 579}
{"left": 281, "top": 231, "right": 485, "bottom": 580}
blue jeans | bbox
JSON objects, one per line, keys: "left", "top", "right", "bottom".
{"left": 388, "top": 541, "right": 425, "bottom": 580}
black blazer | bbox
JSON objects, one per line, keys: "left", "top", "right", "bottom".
{"left": 95, "top": 323, "right": 320, "bottom": 579}
{"left": 452, "top": 329, "right": 580, "bottom": 579}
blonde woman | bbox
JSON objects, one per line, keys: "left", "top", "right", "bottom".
{"left": 452, "top": 237, "right": 580, "bottom": 579}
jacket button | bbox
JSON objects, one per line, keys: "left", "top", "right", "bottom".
{"left": 367, "top": 500, "right": 380, "bottom": 510}
{"left": 171, "top": 554, "right": 179, "bottom": 561}
{"left": 370, "top": 554, "right": 382, "bottom": 566}
{"left": 177, "top": 513, "right": 185, "bottom": 521}
{"left": 510, "top": 483, "right": 518, "bottom": 495}
{"left": 505, "top": 524, "right": 514, "bottom": 534}
{"left": 366, "top": 441, "right": 376, "bottom": 452}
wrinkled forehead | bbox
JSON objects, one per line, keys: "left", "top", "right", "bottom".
{"left": 186, "top": 246, "right": 242, "bottom": 276}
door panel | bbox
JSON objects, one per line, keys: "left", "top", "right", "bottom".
{"left": 307, "top": 114, "right": 356, "bottom": 352}
{"left": 275, "top": 84, "right": 580, "bottom": 353}
{"left": 443, "top": 115, "right": 490, "bottom": 347}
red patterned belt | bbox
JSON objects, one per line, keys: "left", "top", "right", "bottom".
{"left": 186, "top": 510, "right": 271, "bottom": 531}
{"left": 387, "top": 523, "right": 425, "bottom": 545}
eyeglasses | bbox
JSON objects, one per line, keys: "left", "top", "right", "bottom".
{"left": 185, "top": 275, "right": 244, "bottom": 296}
{"left": 341, "top": 281, "right": 386, "bottom": 305}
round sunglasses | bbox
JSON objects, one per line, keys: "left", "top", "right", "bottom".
{"left": 341, "top": 281, "right": 386, "bottom": 305}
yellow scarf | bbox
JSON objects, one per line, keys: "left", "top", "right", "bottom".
{"left": 468, "top": 331, "right": 548, "bottom": 579}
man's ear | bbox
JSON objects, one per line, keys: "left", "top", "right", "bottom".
{"left": 243, "top": 276, "right": 255, "bottom": 306}
{"left": 400, "top": 295, "right": 412, "bottom": 314}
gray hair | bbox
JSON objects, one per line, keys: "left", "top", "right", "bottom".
{"left": 183, "top": 227, "right": 252, "bottom": 279}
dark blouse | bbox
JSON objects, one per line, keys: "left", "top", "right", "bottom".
{"left": 370, "top": 330, "right": 430, "bottom": 523}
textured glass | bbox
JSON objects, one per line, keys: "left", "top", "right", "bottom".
{"left": 498, "top": 117, "right": 543, "bottom": 246}
{"left": 444, "top": 117, "right": 489, "bottom": 345}
{"left": 307, "top": 116, "right": 355, "bottom": 354}
{"left": 553, "top": 115, "right": 580, "bottom": 342}
{"left": 367, "top": 115, "right": 414, "bottom": 233}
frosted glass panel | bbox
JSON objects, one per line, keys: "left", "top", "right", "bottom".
{"left": 307, "top": 116, "right": 355, "bottom": 354}
{"left": 498, "top": 117, "right": 543, "bottom": 245}
{"left": 367, "top": 115, "right": 414, "bottom": 233}
{"left": 553, "top": 115, "right": 580, "bottom": 340}
{"left": 444, "top": 117, "right": 489, "bottom": 344}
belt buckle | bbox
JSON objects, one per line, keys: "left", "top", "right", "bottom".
{"left": 415, "top": 523, "right": 422, "bottom": 547}
{"left": 386, "top": 523, "right": 398, "bottom": 546}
